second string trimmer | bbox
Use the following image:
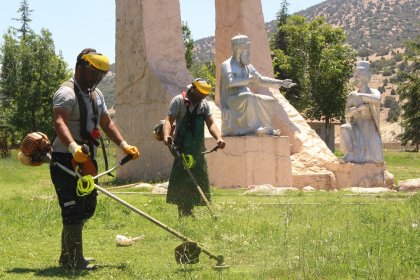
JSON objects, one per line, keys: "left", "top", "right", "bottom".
{"left": 168, "top": 141, "right": 218, "bottom": 220}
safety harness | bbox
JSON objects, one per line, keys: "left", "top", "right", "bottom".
{"left": 62, "top": 80, "right": 111, "bottom": 175}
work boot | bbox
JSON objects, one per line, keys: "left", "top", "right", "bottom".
{"left": 59, "top": 227, "right": 96, "bottom": 266}
{"left": 58, "top": 228, "right": 69, "bottom": 266}
{"left": 62, "top": 224, "right": 97, "bottom": 270}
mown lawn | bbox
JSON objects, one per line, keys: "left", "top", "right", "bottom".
{"left": 0, "top": 149, "right": 419, "bottom": 279}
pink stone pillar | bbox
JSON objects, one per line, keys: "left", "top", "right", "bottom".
{"left": 115, "top": 0, "right": 192, "bottom": 181}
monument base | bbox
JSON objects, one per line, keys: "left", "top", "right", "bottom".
{"left": 205, "top": 136, "right": 291, "bottom": 188}
{"left": 292, "top": 173, "right": 335, "bottom": 190}
{"left": 325, "top": 161, "right": 390, "bottom": 188}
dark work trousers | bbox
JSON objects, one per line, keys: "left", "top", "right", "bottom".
{"left": 50, "top": 152, "right": 98, "bottom": 225}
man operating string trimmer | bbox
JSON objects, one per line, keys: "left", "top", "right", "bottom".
{"left": 163, "top": 78, "right": 225, "bottom": 218}
{"left": 50, "top": 48, "right": 140, "bottom": 270}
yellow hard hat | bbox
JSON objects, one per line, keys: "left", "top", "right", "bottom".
{"left": 82, "top": 53, "right": 110, "bottom": 72}
{"left": 192, "top": 78, "right": 212, "bottom": 95}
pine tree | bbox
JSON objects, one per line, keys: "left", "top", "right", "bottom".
{"left": 271, "top": 0, "right": 289, "bottom": 51}
{"left": 12, "top": 0, "right": 33, "bottom": 39}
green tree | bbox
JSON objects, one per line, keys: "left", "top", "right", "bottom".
{"left": 0, "top": 1, "right": 71, "bottom": 143}
{"left": 12, "top": 0, "right": 32, "bottom": 39}
{"left": 384, "top": 96, "right": 401, "bottom": 122}
{"left": 270, "top": 0, "right": 289, "bottom": 51}
{"left": 182, "top": 21, "right": 194, "bottom": 70}
{"left": 272, "top": 15, "right": 310, "bottom": 111}
{"left": 398, "top": 36, "right": 420, "bottom": 151}
{"left": 306, "top": 17, "right": 356, "bottom": 143}
{"left": 383, "top": 96, "right": 397, "bottom": 108}
{"left": 271, "top": 15, "right": 356, "bottom": 144}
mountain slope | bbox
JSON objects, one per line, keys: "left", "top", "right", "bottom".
{"left": 297, "top": 0, "right": 419, "bottom": 56}
{"left": 193, "top": 0, "right": 419, "bottom": 62}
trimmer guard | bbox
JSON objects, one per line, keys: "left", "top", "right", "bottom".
{"left": 175, "top": 241, "right": 201, "bottom": 264}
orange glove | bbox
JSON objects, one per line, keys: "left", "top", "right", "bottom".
{"left": 119, "top": 141, "right": 140, "bottom": 159}
{"left": 68, "top": 142, "right": 89, "bottom": 163}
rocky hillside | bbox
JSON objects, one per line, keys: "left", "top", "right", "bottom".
{"left": 193, "top": 0, "right": 419, "bottom": 62}
{"left": 297, "top": 0, "right": 419, "bottom": 57}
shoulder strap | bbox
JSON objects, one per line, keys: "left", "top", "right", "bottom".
{"left": 65, "top": 81, "right": 100, "bottom": 155}
{"left": 181, "top": 91, "right": 200, "bottom": 138}
{"left": 181, "top": 90, "right": 190, "bottom": 108}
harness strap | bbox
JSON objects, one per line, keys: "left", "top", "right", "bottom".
{"left": 61, "top": 80, "right": 110, "bottom": 173}
{"left": 181, "top": 91, "right": 200, "bottom": 138}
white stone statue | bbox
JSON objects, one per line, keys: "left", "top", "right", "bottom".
{"left": 220, "top": 34, "right": 295, "bottom": 136}
{"left": 340, "top": 61, "right": 384, "bottom": 163}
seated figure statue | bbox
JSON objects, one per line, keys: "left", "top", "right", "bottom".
{"left": 220, "top": 34, "right": 295, "bottom": 136}
{"left": 340, "top": 61, "right": 384, "bottom": 163}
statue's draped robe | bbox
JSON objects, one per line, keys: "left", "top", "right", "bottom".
{"left": 340, "top": 88, "right": 383, "bottom": 163}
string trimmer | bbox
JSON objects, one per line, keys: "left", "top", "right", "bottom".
{"left": 51, "top": 151, "right": 227, "bottom": 268}
{"left": 168, "top": 140, "right": 219, "bottom": 221}
{"left": 18, "top": 133, "right": 228, "bottom": 269}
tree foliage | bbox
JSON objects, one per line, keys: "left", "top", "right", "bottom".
{"left": 398, "top": 36, "right": 420, "bottom": 151}
{"left": 0, "top": 1, "right": 71, "bottom": 143}
{"left": 271, "top": 14, "right": 356, "bottom": 143}
{"left": 12, "top": 0, "right": 32, "bottom": 39}
{"left": 190, "top": 60, "right": 216, "bottom": 100}
{"left": 182, "top": 21, "right": 194, "bottom": 70}
{"left": 270, "top": 0, "right": 289, "bottom": 51}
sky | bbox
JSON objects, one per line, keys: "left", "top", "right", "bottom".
{"left": 0, "top": 0, "right": 325, "bottom": 67}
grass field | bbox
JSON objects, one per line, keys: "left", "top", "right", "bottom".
{"left": 0, "top": 149, "right": 419, "bottom": 279}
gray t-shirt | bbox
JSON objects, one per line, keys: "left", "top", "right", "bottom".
{"left": 52, "top": 77, "right": 108, "bottom": 154}
{"left": 168, "top": 93, "right": 212, "bottom": 126}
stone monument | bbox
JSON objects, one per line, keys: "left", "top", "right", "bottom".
{"left": 115, "top": 0, "right": 393, "bottom": 189}
{"left": 340, "top": 61, "right": 384, "bottom": 163}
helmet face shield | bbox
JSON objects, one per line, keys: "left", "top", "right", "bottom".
{"left": 82, "top": 53, "right": 110, "bottom": 72}
{"left": 80, "top": 64, "right": 107, "bottom": 92}
{"left": 77, "top": 53, "right": 109, "bottom": 92}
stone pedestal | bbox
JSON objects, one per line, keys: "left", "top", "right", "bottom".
{"left": 205, "top": 136, "right": 292, "bottom": 188}
{"left": 325, "top": 162, "right": 389, "bottom": 188}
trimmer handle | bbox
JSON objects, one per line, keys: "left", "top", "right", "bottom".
{"left": 120, "top": 154, "right": 133, "bottom": 165}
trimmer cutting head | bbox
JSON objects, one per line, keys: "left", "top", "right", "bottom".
{"left": 212, "top": 255, "right": 230, "bottom": 270}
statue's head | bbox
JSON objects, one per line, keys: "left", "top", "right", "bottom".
{"left": 353, "top": 61, "right": 371, "bottom": 88}
{"left": 231, "top": 35, "right": 251, "bottom": 65}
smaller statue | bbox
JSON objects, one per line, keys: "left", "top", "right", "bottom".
{"left": 340, "top": 61, "right": 384, "bottom": 163}
{"left": 220, "top": 34, "right": 295, "bottom": 136}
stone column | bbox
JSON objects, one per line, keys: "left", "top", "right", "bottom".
{"left": 115, "top": 0, "right": 192, "bottom": 180}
